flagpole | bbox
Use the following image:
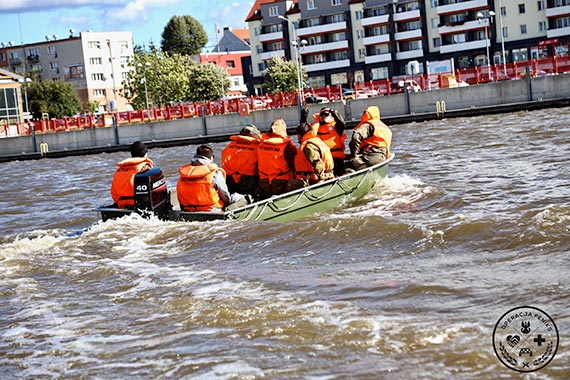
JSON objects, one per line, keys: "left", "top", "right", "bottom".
{"left": 215, "top": 24, "right": 225, "bottom": 98}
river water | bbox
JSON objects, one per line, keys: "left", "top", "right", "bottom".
{"left": 1, "top": 107, "right": 568, "bottom": 379}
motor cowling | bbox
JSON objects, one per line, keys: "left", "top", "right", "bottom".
{"left": 134, "top": 168, "right": 169, "bottom": 215}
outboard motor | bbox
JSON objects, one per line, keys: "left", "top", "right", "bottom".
{"left": 134, "top": 168, "right": 169, "bottom": 217}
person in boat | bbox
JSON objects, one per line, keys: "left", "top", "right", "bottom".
{"left": 110, "top": 141, "right": 154, "bottom": 209}
{"left": 289, "top": 122, "right": 334, "bottom": 189}
{"left": 310, "top": 106, "right": 347, "bottom": 176}
{"left": 257, "top": 118, "right": 297, "bottom": 198}
{"left": 177, "top": 144, "right": 247, "bottom": 212}
{"left": 221, "top": 125, "right": 261, "bottom": 197}
{"left": 346, "top": 105, "right": 392, "bottom": 172}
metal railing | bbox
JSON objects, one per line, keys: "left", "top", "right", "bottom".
{"left": 2, "top": 55, "right": 570, "bottom": 138}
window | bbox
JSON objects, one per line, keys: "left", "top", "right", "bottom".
{"left": 307, "top": 0, "right": 316, "bottom": 10}
{"left": 520, "top": 24, "right": 527, "bottom": 34}
{"left": 227, "top": 60, "right": 235, "bottom": 68}
{"left": 502, "top": 27, "right": 508, "bottom": 38}
{"left": 0, "top": 52, "right": 5, "bottom": 61}
{"left": 269, "top": 6, "right": 279, "bottom": 17}
{"left": 92, "top": 73, "right": 105, "bottom": 81}
{"left": 27, "top": 48, "right": 40, "bottom": 57}
{"left": 119, "top": 41, "right": 129, "bottom": 53}
{"left": 331, "top": 13, "right": 345, "bottom": 23}
{"left": 332, "top": 51, "right": 348, "bottom": 60}
{"left": 519, "top": 4, "right": 526, "bottom": 13}
{"left": 355, "top": 10, "right": 363, "bottom": 20}
{"left": 48, "top": 45, "right": 57, "bottom": 54}
{"left": 332, "top": 32, "right": 346, "bottom": 42}
{"left": 50, "top": 62, "right": 59, "bottom": 71}
{"left": 88, "top": 41, "right": 101, "bottom": 49}
{"left": 357, "top": 29, "right": 365, "bottom": 39}
{"left": 233, "top": 78, "right": 240, "bottom": 86}
{"left": 501, "top": 6, "right": 506, "bottom": 16}
{"left": 537, "top": 1, "right": 545, "bottom": 11}
{"left": 254, "top": 27, "right": 261, "bottom": 36}
{"left": 358, "top": 48, "right": 366, "bottom": 58}
{"left": 90, "top": 57, "right": 102, "bottom": 65}
{"left": 332, "top": 0, "right": 342, "bottom": 6}
{"left": 371, "top": 67, "right": 389, "bottom": 80}
{"left": 433, "top": 37, "right": 441, "bottom": 47}
{"left": 512, "top": 48, "right": 528, "bottom": 62}
{"left": 0, "top": 88, "right": 20, "bottom": 124}
{"left": 431, "top": 18, "right": 439, "bottom": 28}
{"left": 258, "top": 62, "right": 266, "bottom": 71}
{"left": 93, "top": 89, "right": 106, "bottom": 97}
{"left": 119, "top": 56, "right": 130, "bottom": 66}
{"left": 539, "top": 21, "right": 547, "bottom": 32}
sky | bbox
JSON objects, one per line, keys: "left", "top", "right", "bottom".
{"left": 0, "top": 0, "right": 254, "bottom": 51}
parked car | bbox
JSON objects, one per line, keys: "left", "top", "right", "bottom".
{"left": 305, "top": 94, "right": 329, "bottom": 104}
{"left": 397, "top": 80, "right": 422, "bottom": 92}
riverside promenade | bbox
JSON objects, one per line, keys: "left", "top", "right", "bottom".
{"left": 1, "top": 73, "right": 569, "bottom": 163}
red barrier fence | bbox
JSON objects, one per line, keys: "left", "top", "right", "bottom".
{"left": 3, "top": 56, "right": 569, "bottom": 138}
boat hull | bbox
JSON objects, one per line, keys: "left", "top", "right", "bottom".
{"left": 97, "top": 155, "right": 393, "bottom": 223}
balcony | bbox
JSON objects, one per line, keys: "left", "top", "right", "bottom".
{"left": 27, "top": 54, "right": 40, "bottom": 63}
{"left": 438, "top": 20, "right": 483, "bottom": 35}
{"left": 393, "top": 9, "right": 421, "bottom": 22}
{"left": 437, "top": 0, "right": 488, "bottom": 15}
{"left": 396, "top": 49, "right": 424, "bottom": 60}
{"left": 259, "top": 30, "right": 284, "bottom": 43}
{"left": 361, "top": 14, "right": 390, "bottom": 27}
{"left": 9, "top": 58, "right": 22, "bottom": 66}
{"left": 304, "top": 59, "right": 350, "bottom": 72}
{"left": 365, "top": 53, "right": 392, "bottom": 64}
{"left": 298, "top": 21, "right": 347, "bottom": 37}
{"left": 394, "top": 29, "right": 423, "bottom": 41}
{"left": 439, "top": 39, "right": 487, "bottom": 54}
{"left": 545, "top": 5, "right": 570, "bottom": 18}
{"left": 363, "top": 34, "right": 390, "bottom": 46}
{"left": 259, "top": 49, "right": 285, "bottom": 61}
{"left": 547, "top": 25, "right": 570, "bottom": 38}
{"left": 302, "top": 40, "right": 349, "bottom": 55}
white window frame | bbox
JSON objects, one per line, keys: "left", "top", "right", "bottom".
{"left": 307, "top": 0, "right": 317, "bottom": 10}
{"left": 269, "top": 6, "right": 279, "bottom": 17}
{"left": 332, "top": 0, "right": 342, "bottom": 6}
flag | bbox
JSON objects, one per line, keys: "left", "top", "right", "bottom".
{"left": 216, "top": 24, "right": 221, "bottom": 36}
{"left": 226, "top": 47, "right": 229, "bottom": 55}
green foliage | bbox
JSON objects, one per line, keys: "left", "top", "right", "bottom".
{"left": 27, "top": 79, "right": 82, "bottom": 119}
{"left": 122, "top": 49, "right": 195, "bottom": 108}
{"left": 263, "top": 56, "right": 305, "bottom": 94}
{"left": 161, "top": 15, "right": 208, "bottom": 56}
{"left": 122, "top": 47, "right": 231, "bottom": 107}
{"left": 187, "top": 63, "right": 231, "bottom": 102}
{"left": 86, "top": 101, "right": 100, "bottom": 114}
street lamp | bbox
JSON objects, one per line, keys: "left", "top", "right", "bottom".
{"left": 498, "top": 0, "right": 507, "bottom": 76}
{"left": 136, "top": 62, "right": 151, "bottom": 112}
{"left": 278, "top": 15, "right": 306, "bottom": 105}
{"left": 477, "top": 10, "right": 495, "bottom": 81}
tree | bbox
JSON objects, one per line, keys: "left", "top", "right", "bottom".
{"left": 122, "top": 49, "right": 194, "bottom": 108}
{"left": 187, "top": 63, "right": 230, "bottom": 102}
{"left": 27, "top": 79, "right": 82, "bottom": 119}
{"left": 262, "top": 56, "right": 305, "bottom": 94}
{"left": 161, "top": 15, "right": 208, "bottom": 56}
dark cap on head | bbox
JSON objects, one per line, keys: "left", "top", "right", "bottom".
{"left": 240, "top": 125, "right": 261, "bottom": 138}
{"left": 130, "top": 141, "right": 147, "bottom": 157}
{"left": 296, "top": 122, "right": 312, "bottom": 138}
{"left": 196, "top": 144, "right": 214, "bottom": 159}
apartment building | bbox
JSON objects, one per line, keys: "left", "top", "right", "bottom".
{"left": 246, "top": 0, "right": 570, "bottom": 92}
{"left": 0, "top": 31, "right": 134, "bottom": 113}
{"left": 200, "top": 27, "right": 252, "bottom": 97}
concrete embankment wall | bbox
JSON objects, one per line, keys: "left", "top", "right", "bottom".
{"left": 1, "top": 74, "right": 570, "bottom": 161}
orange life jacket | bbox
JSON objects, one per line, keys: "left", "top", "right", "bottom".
{"left": 221, "top": 135, "right": 259, "bottom": 183}
{"left": 354, "top": 106, "right": 392, "bottom": 156}
{"left": 110, "top": 157, "right": 154, "bottom": 208}
{"left": 311, "top": 114, "right": 346, "bottom": 159}
{"left": 257, "top": 135, "right": 295, "bottom": 183}
{"left": 294, "top": 135, "right": 335, "bottom": 182}
{"left": 177, "top": 163, "right": 225, "bottom": 211}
